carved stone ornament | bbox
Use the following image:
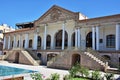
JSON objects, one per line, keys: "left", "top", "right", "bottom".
{"left": 50, "top": 9, "right": 61, "bottom": 20}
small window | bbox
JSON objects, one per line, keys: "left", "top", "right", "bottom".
{"left": 106, "top": 35, "right": 115, "bottom": 48}
{"left": 99, "top": 39, "right": 103, "bottom": 43}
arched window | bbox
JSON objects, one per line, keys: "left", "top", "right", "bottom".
{"left": 23, "top": 40, "right": 25, "bottom": 48}
{"left": 102, "top": 55, "right": 111, "bottom": 61}
{"left": 12, "top": 41, "right": 14, "bottom": 47}
{"left": 72, "top": 32, "right": 75, "bottom": 47}
{"left": 106, "top": 35, "right": 115, "bottom": 48}
{"left": 37, "top": 36, "right": 41, "bottom": 47}
{"left": 29, "top": 39, "right": 32, "bottom": 48}
{"left": 46, "top": 35, "right": 51, "bottom": 48}
{"left": 17, "top": 40, "right": 19, "bottom": 47}
{"left": 55, "top": 30, "right": 68, "bottom": 49}
{"left": 86, "top": 32, "right": 92, "bottom": 48}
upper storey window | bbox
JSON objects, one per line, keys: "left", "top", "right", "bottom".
{"left": 106, "top": 35, "right": 115, "bottom": 48}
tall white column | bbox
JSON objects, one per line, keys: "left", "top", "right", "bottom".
{"left": 3, "top": 36, "right": 6, "bottom": 49}
{"left": 116, "top": 24, "right": 120, "bottom": 50}
{"left": 19, "top": 35, "right": 21, "bottom": 48}
{"left": 62, "top": 23, "right": 65, "bottom": 50}
{"left": 25, "top": 34, "right": 28, "bottom": 48}
{"left": 92, "top": 27, "right": 95, "bottom": 50}
{"left": 77, "top": 28, "right": 81, "bottom": 48}
{"left": 96, "top": 26, "right": 99, "bottom": 50}
{"left": 44, "top": 24, "right": 47, "bottom": 50}
{"left": 33, "top": 33, "right": 38, "bottom": 50}
{"left": 8, "top": 36, "right": 11, "bottom": 49}
{"left": 68, "top": 34, "right": 72, "bottom": 49}
{"left": 13, "top": 35, "right": 16, "bottom": 48}
{"left": 75, "top": 28, "right": 78, "bottom": 48}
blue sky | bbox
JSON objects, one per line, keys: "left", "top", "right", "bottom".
{"left": 0, "top": 0, "right": 120, "bottom": 28}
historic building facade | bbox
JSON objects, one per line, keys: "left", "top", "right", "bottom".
{"left": 0, "top": 24, "right": 14, "bottom": 55}
{"left": 3, "top": 5, "right": 120, "bottom": 70}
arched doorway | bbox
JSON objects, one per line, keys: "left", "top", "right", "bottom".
{"left": 14, "top": 52, "right": 19, "bottom": 63}
{"left": 47, "top": 53, "right": 57, "bottom": 61}
{"left": 72, "top": 54, "right": 81, "bottom": 66}
{"left": 86, "top": 32, "right": 92, "bottom": 48}
{"left": 55, "top": 30, "right": 68, "bottom": 49}
{"left": 46, "top": 35, "right": 51, "bottom": 49}
{"left": 72, "top": 32, "right": 75, "bottom": 47}
{"left": 37, "top": 53, "right": 42, "bottom": 60}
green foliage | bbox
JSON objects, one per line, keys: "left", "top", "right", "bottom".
{"left": 71, "top": 77, "right": 89, "bottom": 80}
{"left": 45, "top": 78, "right": 51, "bottom": 80}
{"left": 69, "top": 63, "right": 81, "bottom": 77}
{"left": 30, "top": 73, "right": 43, "bottom": 80}
{"left": 79, "top": 67, "right": 89, "bottom": 77}
{"left": 91, "top": 70, "right": 101, "bottom": 80}
{"left": 50, "top": 73, "right": 60, "bottom": 80}
{"left": 63, "top": 75, "right": 71, "bottom": 80}
{"left": 104, "top": 73, "right": 114, "bottom": 80}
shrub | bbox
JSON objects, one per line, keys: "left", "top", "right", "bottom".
{"left": 50, "top": 73, "right": 60, "bottom": 80}
{"left": 91, "top": 70, "right": 101, "bottom": 80}
{"left": 79, "top": 67, "right": 89, "bottom": 77}
{"left": 69, "top": 63, "right": 81, "bottom": 77}
{"left": 30, "top": 73, "right": 43, "bottom": 80}
{"left": 63, "top": 75, "right": 71, "bottom": 80}
{"left": 104, "top": 73, "right": 114, "bottom": 80}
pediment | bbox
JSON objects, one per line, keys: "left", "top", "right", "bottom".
{"left": 35, "top": 5, "right": 78, "bottom": 25}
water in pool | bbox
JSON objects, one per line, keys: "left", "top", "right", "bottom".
{"left": 0, "top": 65, "right": 35, "bottom": 76}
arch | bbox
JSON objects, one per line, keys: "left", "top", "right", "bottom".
{"left": 86, "top": 32, "right": 92, "bottom": 48}
{"left": 47, "top": 53, "right": 57, "bottom": 61}
{"left": 23, "top": 40, "right": 25, "bottom": 48}
{"left": 46, "top": 35, "right": 51, "bottom": 49}
{"left": 72, "top": 54, "right": 81, "bottom": 66}
{"left": 55, "top": 30, "right": 68, "bottom": 49}
{"left": 17, "top": 40, "right": 19, "bottom": 47}
{"left": 37, "top": 53, "right": 42, "bottom": 60}
{"left": 102, "top": 55, "right": 111, "bottom": 61}
{"left": 106, "top": 34, "right": 115, "bottom": 48}
{"left": 14, "top": 52, "right": 19, "bottom": 63}
{"left": 37, "top": 36, "right": 41, "bottom": 48}
{"left": 72, "top": 32, "right": 75, "bottom": 47}
{"left": 29, "top": 39, "right": 32, "bottom": 48}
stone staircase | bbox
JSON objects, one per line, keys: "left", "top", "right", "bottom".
{"left": 3, "top": 48, "right": 40, "bottom": 66}
{"left": 21, "top": 50, "right": 39, "bottom": 66}
{"left": 84, "top": 52, "right": 109, "bottom": 68}
{"left": 47, "top": 49, "right": 109, "bottom": 70}
{"left": 25, "top": 49, "right": 39, "bottom": 60}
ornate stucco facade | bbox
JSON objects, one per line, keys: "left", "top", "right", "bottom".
{"left": 3, "top": 5, "right": 120, "bottom": 70}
